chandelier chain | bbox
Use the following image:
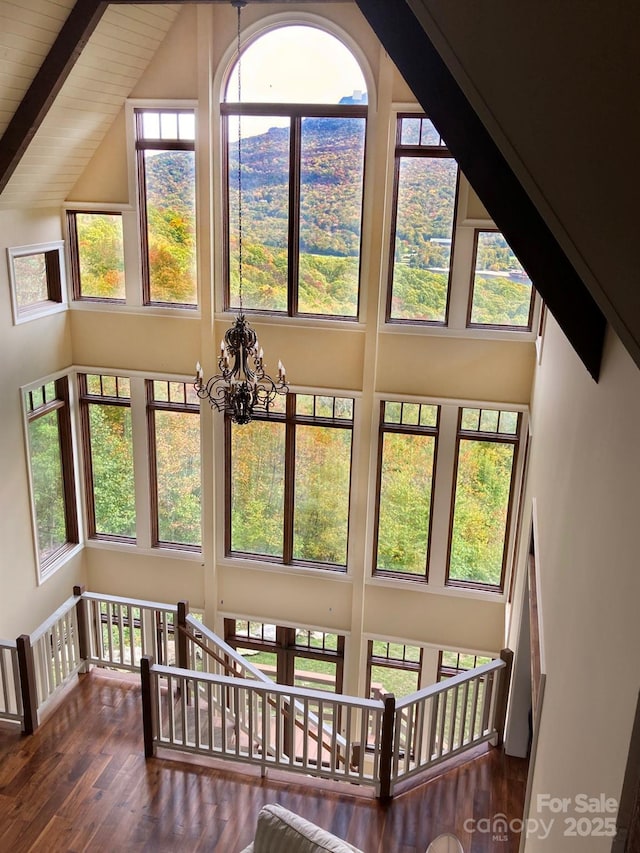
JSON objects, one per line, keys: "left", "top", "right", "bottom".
{"left": 235, "top": 3, "right": 243, "bottom": 309}
{"left": 194, "top": 0, "right": 288, "bottom": 425}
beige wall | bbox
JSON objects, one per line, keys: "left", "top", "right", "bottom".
{"left": 512, "top": 316, "right": 640, "bottom": 851}
{"left": 0, "top": 5, "right": 534, "bottom": 692}
{"left": 0, "top": 208, "right": 85, "bottom": 636}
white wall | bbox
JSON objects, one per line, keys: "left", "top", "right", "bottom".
{"left": 519, "top": 316, "right": 640, "bottom": 850}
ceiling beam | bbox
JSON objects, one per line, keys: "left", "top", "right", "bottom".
{"left": 355, "top": 0, "right": 606, "bottom": 380}
{"left": 0, "top": 0, "right": 108, "bottom": 195}
{"left": 0, "top": 0, "right": 343, "bottom": 195}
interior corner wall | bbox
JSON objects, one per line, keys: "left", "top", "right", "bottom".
{"left": 0, "top": 209, "right": 86, "bottom": 637}
{"left": 408, "top": 0, "right": 640, "bottom": 371}
{"left": 521, "top": 316, "right": 640, "bottom": 851}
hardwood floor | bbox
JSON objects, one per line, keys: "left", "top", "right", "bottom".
{"left": 0, "top": 670, "right": 527, "bottom": 852}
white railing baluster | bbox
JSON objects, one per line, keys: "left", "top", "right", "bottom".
{"left": 0, "top": 642, "right": 21, "bottom": 723}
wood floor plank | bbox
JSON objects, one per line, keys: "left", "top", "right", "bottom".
{"left": 0, "top": 670, "right": 528, "bottom": 852}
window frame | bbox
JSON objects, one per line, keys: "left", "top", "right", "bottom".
{"left": 445, "top": 408, "right": 522, "bottom": 592}
{"left": 369, "top": 398, "right": 525, "bottom": 595}
{"left": 437, "top": 649, "right": 493, "bottom": 680}
{"left": 147, "top": 379, "right": 202, "bottom": 552}
{"left": 466, "top": 228, "right": 536, "bottom": 331}
{"left": 225, "top": 391, "right": 355, "bottom": 571}
{"left": 66, "top": 210, "right": 126, "bottom": 304}
{"left": 224, "top": 618, "right": 345, "bottom": 692}
{"left": 134, "top": 106, "right": 198, "bottom": 309}
{"left": 372, "top": 400, "right": 440, "bottom": 582}
{"left": 7, "top": 242, "right": 66, "bottom": 325}
{"left": 366, "top": 639, "right": 423, "bottom": 699}
{"left": 385, "top": 113, "right": 459, "bottom": 327}
{"left": 78, "top": 373, "right": 136, "bottom": 544}
{"left": 23, "top": 375, "right": 80, "bottom": 580}
{"left": 221, "top": 100, "right": 367, "bottom": 320}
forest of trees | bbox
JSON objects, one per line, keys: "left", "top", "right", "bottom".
{"left": 44, "top": 114, "right": 524, "bottom": 587}
{"left": 73, "top": 117, "right": 531, "bottom": 328}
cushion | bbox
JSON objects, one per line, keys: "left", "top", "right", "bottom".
{"left": 426, "top": 834, "right": 464, "bottom": 853}
{"left": 251, "top": 803, "right": 363, "bottom": 853}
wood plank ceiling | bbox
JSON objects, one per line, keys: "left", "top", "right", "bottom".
{"left": 0, "top": 1, "right": 181, "bottom": 209}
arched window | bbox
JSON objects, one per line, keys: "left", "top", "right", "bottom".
{"left": 222, "top": 25, "right": 367, "bottom": 318}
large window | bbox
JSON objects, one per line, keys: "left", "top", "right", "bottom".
{"left": 227, "top": 393, "right": 354, "bottom": 569}
{"left": 67, "top": 211, "right": 125, "bottom": 301}
{"left": 24, "top": 377, "right": 78, "bottom": 575}
{"left": 79, "top": 374, "right": 136, "bottom": 541}
{"left": 373, "top": 401, "right": 439, "bottom": 579}
{"left": 373, "top": 401, "right": 522, "bottom": 591}
{"left": 147, "top": 380, "right": 201, "bottom": 549}
{"left": 447, "top": 408, "right": 520, "bottom": 589}
{"left": 222, "top": 26, "right": 367, "bottom": 318}
{"left": 387, "top": 114, "right": 458, "bottom": 323}
{"left": 135, "top": 108, "right": 197, "bottom": 306}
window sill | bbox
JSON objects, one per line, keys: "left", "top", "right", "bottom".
{"left": 14, "top": 301, "right": 68, "bottom": 326}
{"left": 214, "top": 311, "right": 366, "bottom": 333}
{"left": 70, "top": 301, "right": 201, "bottom": 320}
{"left": 366, "top": 574, "right": 507, "bottom": 602}
{"left": 216, "top": 555, "right": 353, "bottom": 582}
{"left": 85, "top": 539, "right": 203, "bottom": 562}
{"left": 38, "top": 542, "right": 83, "bottom": 586}
{"left": 379, "top": 322, "right": 537, "bottom": 343}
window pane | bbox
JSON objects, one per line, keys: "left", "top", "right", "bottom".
{"left": 236, "top": 649, "right": 277, "bottom": 680}
{"left": 376, "top": 432, "right": 435, "bottom": 574}
{"left": 449, "top": 439, "right": 515, "bottom": 586}
{"left": 75, "top": 213, "right": 125, "bottom": 299}
{"left": 231, "top": 420, "right": 285, "bottom": 556}
{"left": 229, "top": 116, "right": 289, "bottom": 312}
{"left": 298, "top": 116, "right": 364, "bottom": 317}
{"left": 469, "top": 231, "right": 533, "bottom": 327}
{"left": 144, "top": 149, "right": 196, "bottom": 304}
{"left": 154, "top": 411, "right": 201, "bottom": 546}
{"left": 88, "top": 405, "right": 136, "bottom": 537}
{"left": 29, "top": 411, "right": 67, "bottom": 561}
{"left": 294, "top": 656, "right": 337, "bottom": 692}
{"left": 226, "top": 26, "right": 366, "bottom": 104}
{"left": 390, "top": 156, "right": 457, "bottom": 321}
{"left": 14, "top": 253, "right": 49, "bottom": 307}
{"left": 370, "top": 664, "right": 419, "bottom": 699}
{"left": 293, "top": 424, "right": 351, "bottom": 565}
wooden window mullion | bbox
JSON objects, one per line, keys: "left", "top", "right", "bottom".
{"left": 289, "top": 115, "right": 301, "bottom": 317}
{"left": 282, "top": 395, "right": 296, "bottom": 564}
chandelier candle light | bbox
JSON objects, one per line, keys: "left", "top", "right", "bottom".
{"left": 195, "top": 0, "right": 288, "bottom": 424}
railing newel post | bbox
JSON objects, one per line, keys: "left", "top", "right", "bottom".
{"left": 177, "top": 600, "right": 189, "bottom": 670}
{"left": 73, "top": 585, "right": 90, "bottom": 668}
{"left": 16, "top": 634, "right": 38, "bottom": 735}
{"left": 378, "top": 692, "right": 395, "bottom": 802}
{"left": 141, "top": 655, "right": 156, "bottom": 758}
{"left": 493, "top": 648, "right": 514, "bottom": 747}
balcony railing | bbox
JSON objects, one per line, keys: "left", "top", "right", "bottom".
{"left": 1, "top": 587, "right": 512, "bottom": 799}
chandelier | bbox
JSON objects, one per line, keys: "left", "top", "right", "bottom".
{"left": 195, "top": 0, "right": 288, "bottom": 425}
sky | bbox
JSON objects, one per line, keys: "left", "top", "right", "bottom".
{"left": 225, "top": 26, "right": 367, "bottom": 140}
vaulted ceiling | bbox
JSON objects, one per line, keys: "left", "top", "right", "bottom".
{"left": 0, "top": 1, "right": 181, "bottom": 209}
{"left": 0, "top": 0, "right": 615, "bottom": 380}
